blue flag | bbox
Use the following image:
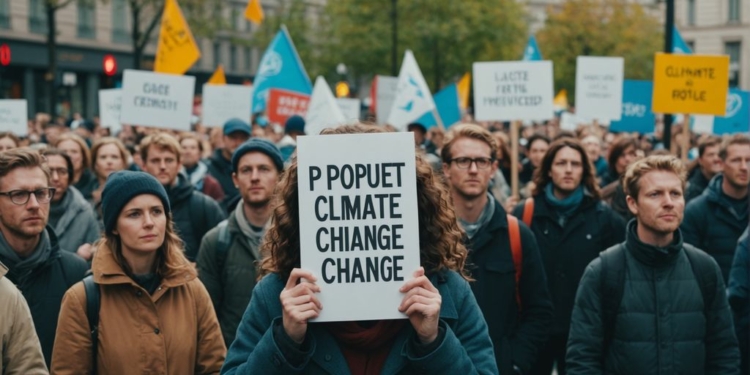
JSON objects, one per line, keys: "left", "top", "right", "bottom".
{"left": 415, "top": 83, "right": 461, "bottom": 129}
{"left": 673, "top": 26, "right": 693, "bottom": 54}
{"left": 522, "top": 36, "right": 542, "bottom": 61}
{"left": 252, "top": 26, "right": 312, "bottom": 113}
{"left": 609, "top": 80, "right": 656, "bottom": 133}
{"left": 714, "top": 89, "right": 750, "bottom": 134}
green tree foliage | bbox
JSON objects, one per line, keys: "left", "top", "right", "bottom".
{"left": 537, "top": 0, "right": 663, "bottom": 103}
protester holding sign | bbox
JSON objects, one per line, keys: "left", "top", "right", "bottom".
{"left": 51, "top": 171, "right": 226, "bottom": 374}
{"left": 441, "top": 124, "right": 553, "bottom": 374}
{"left": 512, "top": 138, "right": 625, "bottom": 375}
{"left": 221, "top": 125, "right": 498, "bottom": 375}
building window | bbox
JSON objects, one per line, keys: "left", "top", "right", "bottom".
{"left": 687, "top": 0, "right": 695, "bottom": 25}
{"left": 0, "top": 0, "right": 10, "bottom": 29}
{"left": 230, "top": 46, "right": 237, "bottom": 72}
{"left": 112, "top": 0, "right": 129, "bottom": 43}
{"left": 29, "top": 0, "right": 47, "bottom": 34}
{"left": 231, "top": 8, "right": 239, "bottom": 31}
{"left": 245, "top": 47, "right": 252, "bottom": 71}
{"left": 726, "top": 42, "right": 741, "bottom": 87}
{"left": 213, "top": 42, "right": 221, "bottom": 67}
{"left": 729, "top": 0, "right": 741, "bottom": 22}
{"left": 77, "top": 0, "right": 95, "bottom": 39}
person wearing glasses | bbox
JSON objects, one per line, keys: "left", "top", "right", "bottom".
{"left": 42, "top": 148, "right": 100, "bottom": 258}
{"left": 0, "top": 148, "right": 88, "bottom": 367}
{"left": 441, "top": 124, "right": 553, "bottom": 375}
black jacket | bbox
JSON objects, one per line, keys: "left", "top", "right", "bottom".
{"left": 512, "top": 194, "right": 626, "bottom": 335}
{"left": 207, "top": 149, "right": 239, "bottom": 206}
{"left": 682, "top": 174, "right": 749, "bottom": 283}
{"left": 567, "top": 222, "right": 740, "bottom": 374}
{"left": 73, "top": 168, "right": 97, "bottom": 201}
{"left": 466, "top": 199, "right": 553, "bottom": 374}
{"left": 0, "top": 228, "right": 88, "bottom": 367}
{"left": 729, "top": 228, "right": 750, "bottom": 375}
{"left": 166, "top": 173, "right": 226, "bottom": 261}
{"left": 685, "top": 168, "right": 711, "bottom": 203}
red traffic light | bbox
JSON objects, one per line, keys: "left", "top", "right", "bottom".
{"left": 103, "top": 54, "right": 117, "bottom": 76}
{"left": 0, "top": 44, "right": 10, "bottom": 66}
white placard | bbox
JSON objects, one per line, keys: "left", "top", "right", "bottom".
{"left": 120, "top": 69, "right": 195, "bottom": 131}
{"left": 0, "top": 100, "right": 28, "bottom": 136}
{"left": 575, "top": 56, "right": 624, "bottom": 121}
{"left": 297, "top": 132, "right": 420, "bottom": 322}
{"left": 692, "top": 115, "right": 714, "bottom": 134}
{"left": 376, "top": 76, "right": 399, "bottom": 124}
{"left": 202, "top": 84, "right": 253, "bottom": 127}
{"left": 98, "top": 89, "right": 122, "bottom": 135}
{"left": 337, "top": 98, "right": 361, "bottom": 122}
{"left": 473, "top": 61, "right": 554, "bottom": 122}
{"left": 560, "top": 112, "right": 579, "bottom": 131}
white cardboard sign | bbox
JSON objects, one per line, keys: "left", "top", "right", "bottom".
{"left": 98, "top": 89, "right": 123, "bottom": 135}
{"left": 0, "top": 100, "right": 28, "bottom": 136}
{"left": 575, "top": 56, "right": 624, "bottom": 121}
{"left": 120, "top": 69, "right": 195, "bottom": 131}
{"left": 297, "top": 132, "right": 420, "bottom": 322}
{"left": 337, "top": 98, "right": 361, "bottom": 122}
{"left": 375, "top": 76, "right": 398, "bottom": 124}
{"left": 202, "top": 84, "right": 253, "bottom": 127}
{"left": 473, "top": 61, "right": 554, "bottom": 122}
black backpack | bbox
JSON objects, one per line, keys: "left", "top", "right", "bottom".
{"left": 599, "top": 243, "right": 718, "bottom": 352}
{"left": 82, "top": 275, "right": 100, "bottom": 375}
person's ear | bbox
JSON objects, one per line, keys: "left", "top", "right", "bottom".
{"left": 626, "top": 194, "right": 638, "bottom": 216}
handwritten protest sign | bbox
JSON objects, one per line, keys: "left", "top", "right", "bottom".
{"left": 267, "top": 88, "right": 310, "bottom": 125}
{"left": 337, "top": 98, "right": 361, "bottom": 122}
{"left": 375, "top": 76, "right": 398, "bottom": 124}
{"left": 98, "top": 89, "right": 122, "bottom": 134}
{"left": 120, "top": 69, "right": 195, "bottom": 131}
{"left": 575, "top": 56, "right": 624, "bottom": 121}
{"left": 297, "top": 132, "right": 420, "bottom": 322}
{"left": 652, "top": 53, "right": 730, "bottom": 116}
{"left": 0, "top": 100, "right": 27, "bottom": 136}
{"left": 202, "top": 84, "right": 253, "bottom": 127}
{"left": 472, "top": 61, "right": 554, "bottom": 121}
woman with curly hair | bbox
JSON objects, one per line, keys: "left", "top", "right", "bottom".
{"left": 221, "top": 124, "right": 498, "bottom": 374}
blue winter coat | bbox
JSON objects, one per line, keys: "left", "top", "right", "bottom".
{"left": 729, "top": 228, "right": 750, "bottom": 374}
{"left": 221, "top": 270, "right": 499, "bottom": 375}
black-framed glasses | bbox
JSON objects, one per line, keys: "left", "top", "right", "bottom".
{"left": 49, "top": 167, "right": 69, "bottom": 177}
{"left": 448, "top": 157, "right": 494, "bottom": 169}
{"left": 0, "top": 188, "right": 56, "bottom": 205}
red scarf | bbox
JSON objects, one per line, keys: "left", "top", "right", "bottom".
{"left": 324, "top": 320, "right": 407, "bottom": 375}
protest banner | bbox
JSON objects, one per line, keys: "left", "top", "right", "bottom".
{"left": 0, "top": 100, "right": 27, "bottom": 136}
{"left": 652, "top": 53, "right": 730, "bottom": 116}
{"left": 575, "top": 56, "right": 624, "bottom": 121}
{"left": 609, "top": 80, "right": 656, "bottom": 133}
{"left": 267, "top": 88, "right": 310, "bottom": 125}
{"left": 337, "top": 98, "right": 361, "bottom": 122}
{"left": 120, "top": 69, "right": 195, "bottom": 131}
{"left": 387, "top": 50, "right": 438, "bottom": 130}
{"left": 415, "top": 83, "right": 461, "bottom": 129}
{"left": 472, "top": 61, "right": 554, "bottom": 122}
{"left": 374, "top": 75, "right": 398, "bottom": 124}
{"left": 98, "top": 89, "right": 123, "bottom": 134}
{"left": 522, "top": 35, "right": 543, "bottom": 61}
{"left": 692, "top": 89, "right": 750, "bottom": 134}
{"left": 297, "top": 132, "right": 420, "bottom": 322}
{"left": 202, "top": 84, "right": 253, "bottom": 127}
{"left": 154, "top": 0, "right": 201, "bottom": 75}
{"left": 305, "top": 76, "right": 345, "bottom": 136}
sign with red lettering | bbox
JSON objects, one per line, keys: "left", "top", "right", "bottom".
{"left": 267, "top": 88, "right": 310, "bottom": 124}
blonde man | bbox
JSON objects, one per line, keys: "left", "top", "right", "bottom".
{"left": 567, "top": 155, "right": 739, "bottom": 374}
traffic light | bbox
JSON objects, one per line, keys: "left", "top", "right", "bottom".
{"left": 335, "top": 81, "right": 350, "bottom": 98}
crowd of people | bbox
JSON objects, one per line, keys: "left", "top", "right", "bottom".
{"left": 0, "top": 110, "right": 747, "bottom": 375}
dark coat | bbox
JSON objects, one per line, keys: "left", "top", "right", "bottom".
{"left": 566, "top": 223, "right": 740, "bottom": 374}
{"left": 467, "top": 199, "right": 554, "bottom": 374}
{"left": 207, "top": 149, "right": 239, "bottom": 205}
{"left": 685, "top": 168, "right": 711, "bottom": 203}
{"left": 729, "top": 228, "right": 750, "bottom": 375}
{"left": 221, "top": 271, "right": 499, "bottom": 374}
{"left": 0, "top": 228, "right": 88, "bottom": 367}
{"left": 682, "top": 174, "right": 749, "bottom": 283}
{"left": 167, "top": 173, "right": 226, "bottom": 261}
{"left": 512, "top": 194, "right": 626, "bottom": 335}
{"left": 73, "top": 168, "right": 97, "bottom": 201}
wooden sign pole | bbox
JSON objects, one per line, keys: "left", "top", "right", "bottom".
{"left": 681, "top": 115, "right": 690, "bottom": 162}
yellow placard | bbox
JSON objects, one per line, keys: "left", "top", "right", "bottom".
{"left": 154, "top": 0, "right": 201, "bottom": 75}
{"left": 207, "top": 65, "right": 226, "bottom": 85}
{"left": 652, "top": 53, "right": 730, "bottom": 116}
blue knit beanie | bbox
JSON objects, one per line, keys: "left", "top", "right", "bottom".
{"left": 101, "top": 171, "right": 171, "bottom": 236}
{"left": 285, "top": 115, "right": 306, "bottom": 134}
{"left": 232, "top": 138, "right": 284, "bottom": 172}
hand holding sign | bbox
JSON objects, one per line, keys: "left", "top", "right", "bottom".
{"left": 398, "top": 267, "right": 442, "bottom": 344}
{"left": 281, "top": 268, "right": 322, "bottom": 344}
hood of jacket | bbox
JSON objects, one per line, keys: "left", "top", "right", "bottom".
{"left": 209, "top": 148, "right": 231, "bottom": 170}
{"left": 52, "top": 186, "right": 92, "bottom": 233}
{"left": 625, "top": 219, "right": 683, "bottom": 267}
{"left": 164, "top": 172, "right": 194, "bottom": 207}
{"left": 705, "top": 173, "right": 748, "bottom": 220}
{"left": 91, "top": 241, "right": 197, "bottom": 288}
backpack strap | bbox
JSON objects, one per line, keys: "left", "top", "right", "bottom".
{"left": 507, "top": 214, "right": 523, "bottom": 311}
{"left": 599, "top": 244, "right": 627, "bottom": 356}
{"left": 683, "top": 245, "right": 717, "bottom": 320}
{"left": 216, "top": 220, "right": 232, "bottom": 273}
{"left": 82, "top": 275, "right": 100, "bottom": 375}
{"left": 190, "top": 193, "right": 210, "bottom": 241}
{"left": 522, "top": 197, "right": 534, "bottom": 227}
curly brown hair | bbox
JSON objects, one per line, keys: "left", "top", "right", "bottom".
{"left": 532, "top": 138, "right": 601, "bottom": 199}
{"left": 259, "top": 124, "right": 470, "bottom": 281}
